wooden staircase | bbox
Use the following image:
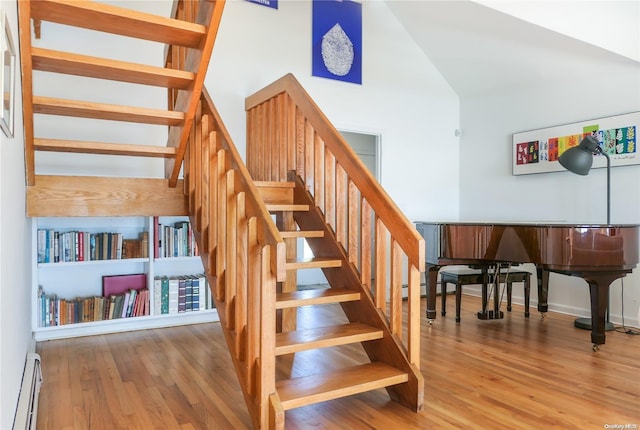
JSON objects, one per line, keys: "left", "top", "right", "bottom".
{"left": 21, "top": 0, "right": 225, "bottom": 215}
{"left": 254, "top": 179, "right": 416, "bottom": 414}
{"left": 19, "top": 2, "right": 425, "bottom": 428}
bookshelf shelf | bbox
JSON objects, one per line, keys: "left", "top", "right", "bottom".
{"left": 32, "top": 216, "right": 218, "bottom": 341}
{"left": 37, "top": 257, "right": 149, "bottom": 268}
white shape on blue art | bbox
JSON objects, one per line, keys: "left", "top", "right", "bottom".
{"left": 321, "top": 23, "right": 354, "bottom": 76}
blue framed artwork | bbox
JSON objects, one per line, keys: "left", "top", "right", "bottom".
{"left": 246, "top": 0, "right": 278, "bottom": 10}
{"left": 312, "top": 0, "right": 362, "bottom": 85}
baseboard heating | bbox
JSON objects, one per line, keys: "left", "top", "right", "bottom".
{"left": 12, "top": 353, "right": 42, "bottom": 430}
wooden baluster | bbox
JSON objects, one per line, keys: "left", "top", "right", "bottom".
{"left": 268, "top": 98, "right": 277, "bottom": 181}
{"left": 375, "top": 217, "right": 387, "bottom": 310}
{"left": 335, "top": 163, "right": 347, "bottom": 246}
{"left": 390, "top": 240, "right": 402, "bottom": 336}
{"left": 360, "top": 198, "right": 372, "bottom": 289}
{"left": 246, "top": 217, "right": 258, "bottom": 396}
{"left": 208, "top": 135, "right": 218, "bottom": 274}
{"left": 246, "top": 107, "right": 255, "bottom": 178}
{"left": 285, "top": 94, "right": 296, "bottom": 178}
{"left": 235, "top": 192, "right": 247, "bottom": 361}
{"left": 199, "top": 115, "right": 211, "bottom": 253}
{"left": 183, "top": 132, "right": 191, "bottom": 199}
{"left": 408, "top": 262, "right": 420, "bottom": 369}
{"left": 295, "top": 108, "right": 305, "bottom": 179}
{"left": 276, "top": 93, "right": 287, "bottom": 181}
{"left": 259, "top": 245, "right": 276, "bottom": 426}
{"left": 348, "top": 179, "right": 359, "bottom": 267}
{"left": 324, "top": 149, "right": 336, "bottom": 232}
{"left": 193, "top": 103, "right": 202, "bottom": 231}
{"left": 215, "top": 149, "right": 227, "bottom": 302}
{"left": 314, "top": 135, "right": 325, "bottom": 212}
{"left": 304, "top": 121, "right": 314, "bottom": 193}
{"left": 225, "top": 170, "right": 237, "bottom": 330}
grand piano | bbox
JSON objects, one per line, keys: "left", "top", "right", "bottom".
{"left": 415, "top": 222, "right": 639, "bottom": 350}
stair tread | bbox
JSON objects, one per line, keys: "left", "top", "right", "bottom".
{"left": 286, "top": 257, "right": 342, "bottom": 270}
{"left": 266, "top": 204, "right": 309, "bottom": 212}
{"left": 254, "top": 181, "right": 295, "bottom": 188}
{"left": 277, "top": 362, "right": 408, "bottom": 410}
{"left": 34, "top": 138, "right": 177, "bottom": 158}
{"left": 33, "top": 96, "right": 184, "bottom": 126}
{"left": 275, "top": 322, "right": 383, "bottom": 355}
{"left": 32, "top": 47, "right": 194, "bottom": 89}
{"left": 31, "top": 0, "right": 206, "bottom": 47}
{"left": 279, "top": 230, "right": 324, "bottom": 239}
{"left": 276, "top": 288, "right": 361, "bottom": 309}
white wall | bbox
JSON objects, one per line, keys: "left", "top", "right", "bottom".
{"left": 459, "top": 30, "right": 640, "bottom": 324}
{"left": 205, "top": 0, "right": 460, "bottom": 223}
{"left": 477, "top": 0, "right": 640, "bottom": 62}
{"left": 0, "top": 1, "right": 33, "bottom": 427}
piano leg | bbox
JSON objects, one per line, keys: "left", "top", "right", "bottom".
{"left": 576, "top": 271, "right": 628, "bottom": 350}
{"left": 426, "top": 264, "right": 440, "bottom": 321}
{"left": 536, "top": 266, "right": 549, "bottom": 315}
{"left": 588, "top": 279, "right": 608, "bottom": 350}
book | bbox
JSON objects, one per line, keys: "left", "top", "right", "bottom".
{"left": 153, "top": 277, "right": 161, "bottom": 315}
{"left": 168, "top": 277, "right": 179, "bottom": 314}
{"left": 178, "top": 277, "right": 186, "bottom": 313}
{"left": 161, "top": 277, "right": 169, "bottom": 314}
{"left": 191, "top": 275, "right": 200, "bottom": 311}
{"left": 121, "top": 292, "right": 130, "bottom": 318}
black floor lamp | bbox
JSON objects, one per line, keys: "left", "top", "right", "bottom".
{"left": 558, "top": 134, "right": 615, "bottom": 331}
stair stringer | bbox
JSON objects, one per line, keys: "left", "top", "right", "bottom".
{"left": 289, "top": 174, "right": 424, "bottom": 412}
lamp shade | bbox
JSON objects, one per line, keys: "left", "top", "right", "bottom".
{"left": 558, "top": 135, "right": 601, "bottom": 175}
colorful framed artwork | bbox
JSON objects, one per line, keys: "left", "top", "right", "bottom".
{"left": 512, "top": 112, "right": 638, "bottom": 175}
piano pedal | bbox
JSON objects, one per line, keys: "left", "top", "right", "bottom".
{"left": 477, "top": 310, "right": 504, "bottom": 320}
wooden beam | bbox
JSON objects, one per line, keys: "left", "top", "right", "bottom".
{"left": 27, "top": 175, "right": 188, "bottom": 217}
{"left": 18, "top": 0, "right": 35, "bottom": 185}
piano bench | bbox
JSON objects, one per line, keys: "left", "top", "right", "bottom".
{"left": 440, "top": 267, "right": 531, "bottom": 322}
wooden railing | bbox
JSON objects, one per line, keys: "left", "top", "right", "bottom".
{"left": 245, "top": 74, "right": 425, "bottom": 368}
{"left": 185, "top": 87, "right": 286, "bottom": 429}
{"left": 165, "top": 0, "right": 226, "bottom": 187}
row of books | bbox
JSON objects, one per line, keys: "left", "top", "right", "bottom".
{"left": 153, "top": 274, "right": 213, "bottom": 315}
{"left": 37, "top": 287, "right": 150, "bottom": 327}
{"left": 37, "top": 272, "right": 213, "bottom": 327}
{"left": 153, "top": 217, "right": 199, "bottom": 259}
{"left": 37, "top": 229, "right": 149, "bottom": 263}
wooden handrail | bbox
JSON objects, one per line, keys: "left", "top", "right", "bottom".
{"left": 164, "top": 0, "right": 226, "bottom": 187}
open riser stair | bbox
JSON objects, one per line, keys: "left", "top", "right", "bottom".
{"left": 21, "top": 0, "right": 225, "bottom": 214}
{"left": 20, "top": 2, "right": 424, "bottom": 429}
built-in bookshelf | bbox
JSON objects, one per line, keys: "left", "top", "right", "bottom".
{"left": 32, "top": 216, "right": 218, "bottom": 341}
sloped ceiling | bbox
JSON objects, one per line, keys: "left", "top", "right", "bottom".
{"left": 385, "top": 0, "right": 640, "bottom": 98}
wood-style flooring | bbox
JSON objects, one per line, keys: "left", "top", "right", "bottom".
{"left": 35, "top": 295, "right": 640, "bottom": 429}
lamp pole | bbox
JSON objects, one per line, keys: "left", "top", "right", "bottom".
{"left": 559, "top": 136, "right": 614, "bottom": 331}
{"left": 604, "top": 151, "right": 610, "bottom": 225}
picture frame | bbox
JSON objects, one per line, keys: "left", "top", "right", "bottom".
{"left": 1, "top": 11, "right": 15, "bottom": 138}
{"left": 512, "top": 112, "right": 638, "bottom": 175}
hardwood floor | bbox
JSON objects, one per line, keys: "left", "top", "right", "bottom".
{"left": 36, "top": 295, "right": 640, "bottom": 429}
